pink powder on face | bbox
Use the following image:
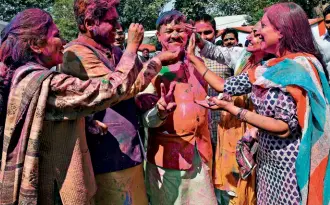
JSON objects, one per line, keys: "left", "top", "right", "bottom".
{"left": 157, "top": 21, "right": 189, "bottom": 52}
{"left": 40, "top": 23, "right": 64, "bottom": 67}
{"left": 92, "top": 7, "right": 119, "bottom": 46}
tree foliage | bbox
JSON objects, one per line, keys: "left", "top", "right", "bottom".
{"left": 208, "top": 0, "right": 325, "bottom": 25}
{"left": 0, "top": 0, "right": 325, "bottom": 42}
{"left": 174, "top": 0, "right": 209, "bottom": 20}
{"left": 117, "top": 0, "right": 169, "bottom": 31}
{"left": 50, "top": 0, "right": 78, "bottom": 41}
{"left": 0, "top": 0, "right": 53, "bottom": 22}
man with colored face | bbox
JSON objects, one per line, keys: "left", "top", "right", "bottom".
{"left": 318, "top": 5, "right": 330, "bottom": 78}
{"left": 60, "top": 0, "right": 181, "bottom": 204}
{"left": 138, "top": 10, "right": 217, "bottom": 205}
{"left": 195, "top": 14, "right": 232, "bottom": 151}
{"left": 221, "top": 28, "right": 239, "bottom": 48}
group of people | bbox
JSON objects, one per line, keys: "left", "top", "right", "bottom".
{"left": 0, "top": 1, "right": 329, "bottom": 205}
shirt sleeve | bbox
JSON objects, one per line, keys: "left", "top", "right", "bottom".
{"left": 137, "top": 83, "right": 166, "bottom": 128}
{"left": 273, "top": 89, "right": 300, "bottom": 134}
{"left": 45, "top": 51, "right": 162, "bottom": 121}
{"left": 60, "top": 44, "right": 162, "bottom": 100}
{"left": 200, "top": 40, "right": 245, "bottom": 68}
{"left": 142, "top": 106, "right": 167, "bottom": 128}
{"left": 223, "top": 72, "right": 252, "bottom": 96}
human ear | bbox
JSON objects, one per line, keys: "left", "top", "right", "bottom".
{"left": 84, "top": 18, "right": 96, "bottom": 33}
{"left": 30, "top": 44, "right": 43, "bottom": 54}
{"left": 277, "top": 30, "right": 283, "bottom": 40}
{"left": 156, "top": 31, "right": 161, "bottom": 39}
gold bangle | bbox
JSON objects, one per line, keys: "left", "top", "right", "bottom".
{"left": 202, "top": 69, "right": 209, "bottom": 78}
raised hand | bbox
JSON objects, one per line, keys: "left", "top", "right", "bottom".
{"left": 126, "top": 23, "right": 144, "bottom": 53}
{"left": 156, "top": 48, "right": 184, "bottom": 66}
{"left": 187, "top": 33, "right": 196, "bottom": 57}
{"left": 157, "top": 83, "right": 177, "bottom": 119}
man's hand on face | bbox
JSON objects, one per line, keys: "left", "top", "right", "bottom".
{"left": 156, "top": 48, "right": 184, "bottom": 66}
{"left": 126, "top": 23, "right": 144, "bottom": 53}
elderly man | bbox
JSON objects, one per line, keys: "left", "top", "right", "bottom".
{"left": 139, "top": 10, "right": 217, "bottom": 205}
{"left": 60, "top": 0, "right": 180, "bottom": 204}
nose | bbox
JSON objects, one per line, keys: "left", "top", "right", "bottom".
{"left": 171, "top": 31, "right": 180, "bottom": 39}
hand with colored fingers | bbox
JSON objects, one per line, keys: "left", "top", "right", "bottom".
{"left": 187, "top": 33, "right": 197, "bottom": 57}
{"left": 156, "top": 48, "right": 184, "bottom": 66}
{"left": 93, "top": 120, "right": 108, "bottom": 136}
{"left": 156, "top": 83, "right": 177, "bottom": 119}
{"left": 126, "top": 23, "right": 144, "bottom": 53}
{"left": 201, "top": 96, "right": 233, "bottom": 110}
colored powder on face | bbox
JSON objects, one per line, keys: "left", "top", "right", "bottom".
{"left": 160, "top": 66, "right": 176, "bottom": 81}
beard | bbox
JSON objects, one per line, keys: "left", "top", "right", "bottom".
{"left": 93, "top": 28, "right": 115, "bottom": 47}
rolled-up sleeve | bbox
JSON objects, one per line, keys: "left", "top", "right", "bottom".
{"left": 46, "top": 51, "right": 162, "bottom": 120}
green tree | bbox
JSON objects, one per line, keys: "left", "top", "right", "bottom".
{"left": 174, "top": 0, "right": 209, "bottom": 20}
{"left": 0, "top": 0, "right": 53, "bottom": 22}
{"left": 50, "top": 0, "right": 78, "bottom": 41}
{"left": 209, "top": 0, "right": 325, "bottom": 25}
{"left": 118, "top": 0, "right": 169, "bottom": 31}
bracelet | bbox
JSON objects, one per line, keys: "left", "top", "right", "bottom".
{"left": 240, "top": 109, "right": 248, "bottom": 121}
{"left": 236, "top": 108, "right": 244, "bottom": 120}
{"left": 236, "top": 108, "right": 248, "bottom": 121}
{"left": 202, "top": 68, "right": 209, "bottom": 78}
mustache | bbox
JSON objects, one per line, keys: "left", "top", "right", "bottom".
{"left": 168, "top": 38, "right": 183, "bottom": 43}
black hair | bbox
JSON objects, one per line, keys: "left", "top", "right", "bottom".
{"left": 221, "top": 28, "right": 238, "bottom": 41}
{"left": 142, "top": 48, "right": 149, "bottom": 52}
{"left": 195, "top": 14, "right": 216, "bottom": 32}
{"left": 323, "top": 4, "right": 330, "bottom": 18}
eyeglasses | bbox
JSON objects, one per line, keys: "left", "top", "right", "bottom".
{"left": 223, "top": 38, "right": 235, "bottom": 42}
